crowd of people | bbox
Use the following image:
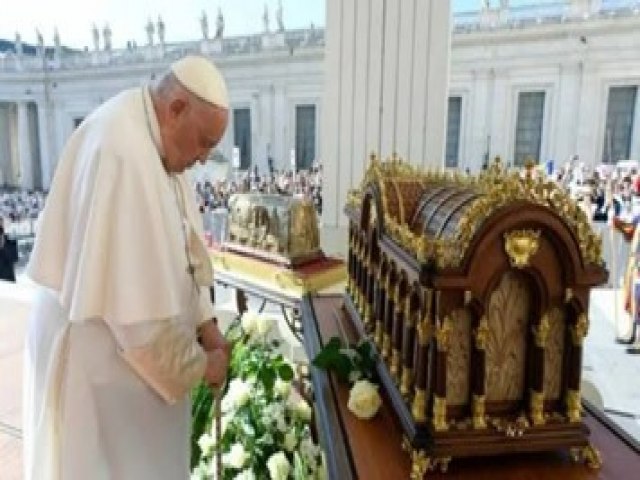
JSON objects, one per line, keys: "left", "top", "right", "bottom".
{"left": 193, "top": 165, "right": 323, "bottom": 215}
{"left": 0, "top": 189, "right": 46, "bottom": 224}
{"left": 552, "top": 159, "right": 640, "bottom": 225}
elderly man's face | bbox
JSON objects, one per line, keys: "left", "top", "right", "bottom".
{"left": 163, "top": 98, "right": 228, "bottom": 173}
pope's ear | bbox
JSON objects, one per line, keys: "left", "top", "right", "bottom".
{"left": 168, "top": 98, "right": 188, "bottom": 118}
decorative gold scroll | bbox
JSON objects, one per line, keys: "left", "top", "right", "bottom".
{"left": 345, "top": 155, "right": 603, "bottom": 268}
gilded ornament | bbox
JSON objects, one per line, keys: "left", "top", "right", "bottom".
{"left": 374, "top": 321, "right": 384, "bottom": 349}
{"left": 530, "top": 390, "right": 545, "bottom": 426}
{"left": 417, "top": 318, "right": 432, "bottom": 346}
{"left": 474, "top": 315, "right": 489, "bottom": 350}
{"left": 401, "top": 366, "right": 413, "bottom": 398}
{"left": 533, "top": 314, "right": 550, "bottom": 348}
{"left": 570, "top": 444, "right": 602, "bottom": 469}
{"left": 435, "top": 316, "right": 452, "bottom": 352}
{"left": 583, "top": 444, "right": 603, "bottom": 469}
{"left": 390, "top": 349, "right": 401, "bottom": 381}
{"left": 464, "top": 290, "right": 473, "bottom": 306}
{"left": 472, "top": 394, "right": 487, "bottom": 429}
{"left": 565, "top": 287, "right": 574, "bottom": 303}
{"left": 411, "top": 388, "right": 427, "bottom": 422}
{"left": 401, "top": 438, "right": 431, "bottom": 480}
{"left": 504, "top": 229, "right": 541, "bottom": 268}
{"left": 571, "top": 313, "right": 589, "bottom": 345}
{"left": 433, "top": 396, "right": 448, "bottom": 431}
{"left": 382, "top": 333, "right": 391, "bottom": 360}
{"left": 566, "top": 389, "right": 581, "bottom": 423}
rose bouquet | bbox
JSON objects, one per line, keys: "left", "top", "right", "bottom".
{"left": 191, "top": 312, "right": 326, "bottom": 480}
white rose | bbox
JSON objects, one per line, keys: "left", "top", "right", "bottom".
{"left": 283, "top": 430, "right": 297, "bottom": 452}
{"left": 274, "top": 378, "right": 291, "bottom": 398}
{"left": 294, "top": 398, "right": 312, "bottom": 422}
{"left": 299, "top": 437, "right": 319, "bottom": 466}
{"left": 347, "top": 379, "right": 382, "bottom": 420}
{"left": 241, "top": 312, "right": 259, "bottom": 336}
{"left": 223, "top": 443, "right": 250, "bottom": 470}
{"left": 223, "top": 379, "right": 252, "bottom": 411}
{"left": 234, "top": 468, "right": 256, "bottom": 480}
{"left": 197, "top": 433, "right": 215, "bottom": 456}
{"left": 276, "top": 415, "right": 288, "bottom": 433}
{"left": 190, "top": 464, "right": 207, "bottom": 480}
{"left": 287, "top": 389, "right": 312, "bottom": 422}
{"left": 267, "top": 451, "right": 291, "bottom": 480}
{"left": 255, "top": 315, "right": 275, "bottom": 338}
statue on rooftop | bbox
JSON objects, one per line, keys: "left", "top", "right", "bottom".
{"left": 215, "top": 8, "right": 224, "bottom": 40}
{"left": 92, "top": 23, "right": 100, "bottom": 51}
{"left": 15, "top": 32, "right": 23, "bottom": 57}
{"left": 36, "top": 29, "right": 44, "bottom": 56}
{"left": 276, "top": 0, "right": 285, "bottom": 32}
{"left": 53, "top": 28, "right": 62, "bottom": 60}
{"left": 53, "top": 28, "right": 61, "bottom": 50}
{"left": 263, "top": 4, "right": 270, "bottom": 33}
{"left": 146, "top": 18, "right": 155, "bottom": 46}
{"left": 200, "top": 10, "right": 209, "bottom": 40}
{"left": 157, "top": 16, "right": 165, "bottom": 46}
{"left": 103, "top": 23, "right": 112, "bottom": 52}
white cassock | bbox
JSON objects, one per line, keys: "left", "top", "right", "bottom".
{"left": 23, "top": 87, "right": 215, "bottom": 479}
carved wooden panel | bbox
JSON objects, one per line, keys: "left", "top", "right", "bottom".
{"left": 485, "top": 271, "right": 531, "bottom": 402}
{"left": 447, "top": 308, "right": 471, "bottom": 406}
{"left": 544, "top": 306, "right": 566, "bottom": 401}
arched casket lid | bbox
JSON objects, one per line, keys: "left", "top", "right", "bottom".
{"left": 345, "top": 155, "right": 603, "bottom": 271}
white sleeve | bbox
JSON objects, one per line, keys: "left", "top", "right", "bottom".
{"left": 198, "top": 286, "right": 215, "bottom": 326}
{"left": 108, "top": 318, "right": 207, "bottom": 405}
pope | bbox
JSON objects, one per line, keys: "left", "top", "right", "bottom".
{"left": 23, "top": 55, "right": 231, "bottom": 479}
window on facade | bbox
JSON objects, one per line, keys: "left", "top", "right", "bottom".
{"left": 445, "top": 96, "right": 462, "bottom": 168}
{"left": 602, "top": 86, "right": 637, "bottom": 164}
{"left": 514, "top": 91, "right": 545, "bottom": 167}
{"left": 295, "top": 105, "right": 316, "bottom": 170}
{"left": 233, "top": 108, "right": 252, "bottom": 170}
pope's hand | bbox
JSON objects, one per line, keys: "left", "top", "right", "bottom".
{"left": 204, "top": 348, "right": 229, "bottom": 388}
{"left": 199, "top": 319, "right": 232, "bottom": 356}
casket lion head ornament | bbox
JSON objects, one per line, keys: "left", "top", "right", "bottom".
{"left": 503, "top": 229, "right": 541, "bottom": 268}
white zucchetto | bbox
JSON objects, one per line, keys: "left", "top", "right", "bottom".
{"left": 170, "top": 55, "right": 229, "bottom": 109}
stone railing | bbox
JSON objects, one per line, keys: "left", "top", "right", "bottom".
{"left": 454, "top": 0, "right": 640, "bottom": 34}
{"left": 0, "top": 28, "right": 325, "bottom": 73}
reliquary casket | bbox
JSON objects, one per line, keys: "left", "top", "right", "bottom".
{"left": 344, "top": 156, "right": 607, "bottom": 474}
{"left": 226, "top": 193, "right": 322, "bottom": 266}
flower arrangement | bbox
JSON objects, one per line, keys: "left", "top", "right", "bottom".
{"left": 191, "top": 312, "right": 326, "bottom": 480}
{"left": 312, "top": 336, "right": 383, "bottom": 420}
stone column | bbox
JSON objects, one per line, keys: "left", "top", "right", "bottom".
{"left": 321, "top": 0, "right": 451, "bottom": 227}
{"left": 17, "top": 101, "right": 34, "bottom": 189}
{"left": 36, "top": 101, "right": 53, "bottom": 190}
{"left": 629, "top": 87, "right": 640, "bottom": 161}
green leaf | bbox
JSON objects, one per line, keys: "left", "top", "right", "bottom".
{"left": 278, "top": 363, "right": 294, "bottom": 381}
